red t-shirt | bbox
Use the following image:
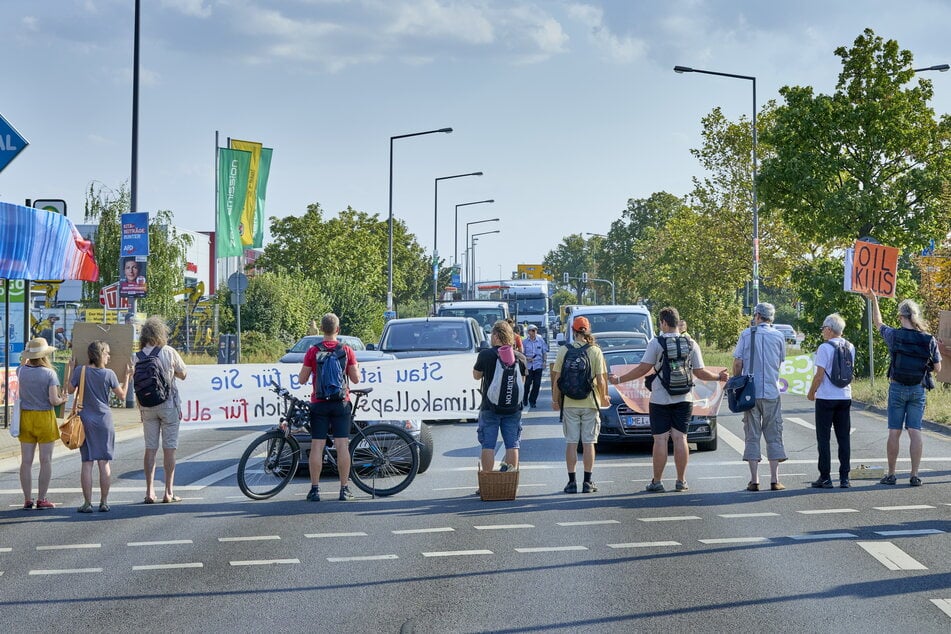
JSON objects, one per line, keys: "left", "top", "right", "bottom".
{"left": 302, "top": 340, "right": 358, "bottom": 403}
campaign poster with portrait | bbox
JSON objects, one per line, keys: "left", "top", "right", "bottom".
{"left": 119, "top": 256, "right": 148, "bottom": 298}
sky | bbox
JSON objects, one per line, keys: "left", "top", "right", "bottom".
{"left": 1, "top": 0, "right": 949, "bottom": 286}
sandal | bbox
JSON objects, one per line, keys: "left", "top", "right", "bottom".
{"left": 162, "top": 495, "right": 182, "bottom": 503}
{"left": 143, "top": 497, "right": 156, "bottom": 504}
{"left": 77, "top": 502, "right": 93, "bottom": 513}
{"left": 746, "top": 482, "right": 759, "bottom": 491}
{"left": 99, "top": 503, "right": 110, "bottom": 512}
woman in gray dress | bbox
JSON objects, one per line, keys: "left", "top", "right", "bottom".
{"left": 67, "top": 341, "right": 131, "bottom": 512}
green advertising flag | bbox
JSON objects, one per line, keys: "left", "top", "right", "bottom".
{"left": 253, "top": 147, "right": 272, "bottom": 249}
{"left": 216, "top": 147, "right": 251, "bottom": 258}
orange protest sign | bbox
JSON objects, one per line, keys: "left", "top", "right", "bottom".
{"left": 851, "top": 241, "right": 899, "bottom": 298}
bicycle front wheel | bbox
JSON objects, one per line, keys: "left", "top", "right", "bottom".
{"left": 237, "top": 430, "right": 300, "bottom": 500}
{"left": 349, "top": 425, "right": 419, "bottom": 497}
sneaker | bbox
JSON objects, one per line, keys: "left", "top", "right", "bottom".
{"left": 811, "top": 478, "right": 834, "bottom": 489}
{"left": 339, "top": 486, "right": 354, "bottom": 501}
{"left": 582, "top": 481, "right": 598, "bottom": 493}
{"left": 645, "top": 480, "right": 665, "bottom": 493}
{"left": 675, "top": 480, "right": 689, "bottom": 492}
{"left": 770, "top": 482, "right": 786, "bottom": 491}
{"left": 909, "top": 476, "right": 922, "bottom": 487}
{"left": 35, "top": 499, "right": 55, "bottom": 509}
{"left": 563, "top": 481, "right": 578, "bottom": 494}
{"left": 23, "top": 499, "right": 34, "bottom": 510}
{"left": 839, "top": 479, "right": 851, "bottom": 489}
{"left": 306, "top": 487, "right": 320, "bottom": 502}
{"left": 880, "top": 474, "right": 897, "bottom": 485}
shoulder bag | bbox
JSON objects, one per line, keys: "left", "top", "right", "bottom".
{"left": 726, "top": 327, "right": 757, "bottom": 413}
{"left": 59, "top": 366, "right": 86, "bottom": 450}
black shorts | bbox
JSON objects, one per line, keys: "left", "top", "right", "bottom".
{"left": 649, "top": 401, "right": 692, "bottom": 435}
{"left": 310, "top": 400, "right": 351, "bottom": 439}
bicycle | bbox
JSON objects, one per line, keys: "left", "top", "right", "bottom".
{"left": 236, "top": 384, "right": 419, "bottom": 500}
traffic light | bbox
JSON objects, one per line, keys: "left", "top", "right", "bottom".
{"left": 563, "top": 272, "right": 569, "bottom": 284}
{"left": 581, "top": 272, "right": 588, "bottom": 283}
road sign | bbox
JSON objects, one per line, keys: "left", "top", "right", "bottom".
{"left": 33, "top": 199, "right": 67, "bottom": 216}
{"left": 227, "top": 272, "right": 249, "bottom": 293}
{"left": 0, "top": 113, "right": 28, "bottom": 173}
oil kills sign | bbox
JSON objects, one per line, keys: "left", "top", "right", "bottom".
{"left": 850, "top": 240, "right": 899, "bottom": 298}
{"left": 0, "top": 113, "right": 28, "bottom": 173}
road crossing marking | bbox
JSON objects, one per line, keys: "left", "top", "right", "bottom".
{"left": 797, "top": 509, "right": 859, "bottom": 515}
{"left": 638, "top": 516, "right": 702, "bottom": 522}
{"left": 305, "top": 532, "right": 368, "bottom": 538}
{"left": 328, "top": 555, "right": 399, "bottom": 562}
{"left": 719, "top": 513, "right": 780, "bottom": 518}
{"left": 608, "top": 541, "right": 681, "bottom": 548}
{"left": 698, "top": 475, "right": 747, "bottom": 480}
{"left": 874, "top": 529, "right": 945, "bottom": 537}
{"left": 698, "top": 537, "right": 769, "bottom": 544}
{"left": 556, "top": 520, "right": 620, "bottom": 526}
{"left": 36, "top": 543, "right": 101, "bottom": 550}
{"left": 229, "top": 559, "right": 300, "bottom": 566}
{"left": 422, "top": 549, "right": 493, "bottom": 557}
{"left": 127, "top": 540, "right": 194, "bottom": 547}
{"left": 218, "top": 536, "right": 281, "bottom": 542}
{"left": 787, "top": 417, "right": 815, "bottom": 430}
{"left": 930, "top": 599, "right": 951, "bottom": 619}
{"left": 474, "top": 524, "right": 535, "bottom": 530}
{"left": 515, "top": 546, "right": 588, "bottom": 553}
{"left": 789, "top": 533, "right": 857, "bottom": 540}
{"left": 714, "top": 425, "right": 755, "bottom": 458}
{"left": 872, "top": 505, "right": 936, "bottom": 511}
{"left": 132, "top": 563, "right": 203, "bottom": 570}
{"left": 29, "top": 568, "right": 103, "bottom": 575}
{"left": 857, "top": 541, "right": 927, "bottom": 570}
{"left": 0, "top": 547, "right": 10, "bottom": 552}
{"left": 393, "top": 527, "right": 454, "bottom": 535}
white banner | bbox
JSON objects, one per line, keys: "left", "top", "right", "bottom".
{"left": 178, "top": 354, "right": 482, "bottom": 428}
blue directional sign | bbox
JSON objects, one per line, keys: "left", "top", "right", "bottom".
{"left": 0, "top": 113, "right": 28, "bottom": 173}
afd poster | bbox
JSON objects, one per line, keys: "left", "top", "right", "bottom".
{"left": 120, "top": 212, "right": 150, "bottom": 257}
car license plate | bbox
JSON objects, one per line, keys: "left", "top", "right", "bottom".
{"left": 624, "top": 416, "right": 650, "bottom": 428}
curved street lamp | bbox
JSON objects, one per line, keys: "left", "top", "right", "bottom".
{"left": 433, "top": 172, "right": 483, "bottom": 311}
{"left": 454, "top": 199, "right": 495, "bottom": 268}
{"left": 470, "top": 229, "right": 501, "bottom": 299}
{"left": 465, "top": 218, "right": 500, "bottom": 298}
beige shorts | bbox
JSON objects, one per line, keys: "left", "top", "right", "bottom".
{"left": 141, "top": 406, "right": 181, "bottom": 450}
{"left": 562, "top": 407, "right": 600, "bottom": 444}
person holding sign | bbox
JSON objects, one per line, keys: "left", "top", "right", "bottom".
{"left": 866, "top": 292, "right": 941, "bottom": 487}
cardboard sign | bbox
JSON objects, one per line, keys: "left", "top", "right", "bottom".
{"left": 937, "top": 310, "right": 951, "bottom": 384}
{"left": 70, "top": 323, "right": 135, "bottom": 383}
{"left": 851, "top": 241, "right": 899, "bottom": 297}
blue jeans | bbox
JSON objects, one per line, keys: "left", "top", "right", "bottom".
{"left": 477, "top": 409, "right": 523, "bottom": 450}
{"left": 886, "top": 383, "right": 926, "bottom": 430}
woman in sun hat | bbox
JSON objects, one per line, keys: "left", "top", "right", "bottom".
{"left": 17, "top": 337, "right": 68, "bottom": 510}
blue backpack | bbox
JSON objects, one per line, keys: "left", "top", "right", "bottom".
{"left": 313, "top": 342, "right": 349, "bottom": 401}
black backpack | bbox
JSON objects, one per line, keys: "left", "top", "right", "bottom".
{"left": 889, "top": 329, "right": 933, "bottom": 386}
{"left": 484, "top": 353, "right": 523, "bottom": 414}
{"left": 134, "top": 346, "right": 170, "bottom": 407}
{"left": 313, "top": 342, "right": 349, "bottom": 401}
{"left": 655, "top": 335, "right": 694, "bottom": 396}
{"left": 822, "top": 340, "right": 854, "bottom": 388}
{"left": 558, "top": 344, "right": 593, "bottom": 400}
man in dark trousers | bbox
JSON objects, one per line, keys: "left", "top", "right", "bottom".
{"left": 522, "top": 324, "right": 548, "bottom": 408}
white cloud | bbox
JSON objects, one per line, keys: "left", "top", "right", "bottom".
{"left": 387, "top": 0, "right": 495, "bottom": 44}
{"left": 160, "top": 0, "right": 212, "bottom": 18}
{"left": 566, "top": 2, "right": 646, "bottom": 63}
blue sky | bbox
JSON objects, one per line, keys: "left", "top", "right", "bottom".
{"left": 1, "top": 0, "right": 949, "bottom": 283}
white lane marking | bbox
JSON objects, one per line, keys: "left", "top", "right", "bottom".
{"left": 930, "top": 599, "right": 951, "bottom": 619}
{"left": 873, "top": 505, "right": 936, "bottom": 511}
{"left": 127, "top": 540, "right": 193, "bottom": 547}
{"left": 857, "top": 541, "right": 927, "bottom": 570}
{"left": 218, "top": 536, "right": 281, "bottom": 542}
{"left": 556, "top": 520, "right": 620, "bottom": 527}
{"left": 787, "top": 417, "right": 815, "bottom": 430}
{"left": 698, "top": 475, "right": 747, "bottom": 480}
{"left": 190, "top": 465, "right": 238, "bottom": 488}
{"left": 0, "top": 547, "right": 11, "bottom": 552}
{"left": 132, "top": 563, "right": 203, "bottom": 571}
{"left": 328, "top": 555, "right": 399, "bottom": 562}
{"left": 719, "top": 513, "right": 780, "bottom": 518}
{"left": 715, "top": 425, "right": 757, "bottom": 459}
{"left": 29, "top": 568, "right": 103, "bottom": 575}
{"left": 434, "top": 486, "right": 480, "bottom": 491}
{"left": 608, "top": 541, "right": 681, "bottom": 548}
{"left": 797, "top": 509, "right": 859, "bottom": 515}
{"left": 874, "top": 529, "right": 945, "bottom": 537}
{"left": 515, "top": 546, "right": 588, "bottom": 553}
{"left": 36, "top": 544, "right": 101, "bottom": 551}
{"left": 789, "top": 533, "right": 857, "bottom": 540}
{"left": 229, "top": 559, "right": 300, "bottom": 566}
{"left": 638, "top": 516, "right": 702, "bottom": 522}
{"left": 305, "top": 532, "right": 368, "bottom": 538}
{"left": 392, "top": 527, "right": 454, "bottom": 535}
{"left": 422, "top": 550, "right": 493, "bottom": 557}
{"left": 474, "top": 524, "right": 535, "bottom": 530}
{"left": 699, "top": 537, "right": 769, "bottom": 544}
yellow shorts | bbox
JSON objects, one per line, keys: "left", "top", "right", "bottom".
{"left": 18, "top": 409, "right": 59, "bottom": 444}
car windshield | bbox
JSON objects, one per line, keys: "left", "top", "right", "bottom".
{"left": 603, "top": 349, "right": 647, "bottom": 369}
{"left": 585, "top": 313, "right": 651, "bottom": 336}
{"left": 383, "top": 323, "right": 472, "bottom": 351}
{"left": 437, "top": 308, "right": 503, "bottom": 331}
{"left": 597, "top": 336, "right": 648, "bottom": 349}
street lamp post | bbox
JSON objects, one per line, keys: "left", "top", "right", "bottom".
{"left": 433, "top": 172, "right": 483, "bottom": 312}
{"left": 674, "top": 64, "right": 759, "bottom": 307}
{"left": 465, "top": 218, "right": 500, "bottom": 298}
{"left": 585, "top": 232, "right": 616, "bottom": 304}
{"left": 471, "top": 230, "right": 501, "bottom": 299}
{"left": 454, "top": 199, "right": 495, "bottom": 267}
{"left": 387, "top": 127, "right": 452, "bottom": 315}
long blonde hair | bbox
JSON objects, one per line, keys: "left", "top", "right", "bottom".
{"left": 898, "top": 299, "right": 929, "bottom": 333}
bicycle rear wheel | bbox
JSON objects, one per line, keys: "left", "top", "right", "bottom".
{"left": 237, "top": 430, "right": 300, "bottom": 500}
{"left": 349, "top": 424, "right": 418, "bottom": 497}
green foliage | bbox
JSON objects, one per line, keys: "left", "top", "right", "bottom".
{"left": 237, "top": 330, "right": 287, "bottom": 362}
{"left": 550, "top": 289, "right": 576, "bottom": 314}
{"left": 543, "top": 234, "right": 597, "bottom": 302}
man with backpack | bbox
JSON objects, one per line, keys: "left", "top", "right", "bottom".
{"left": 473, "top": 320, "right": 527, "bottom": 474}
{"left": 135, "top": 316, "right": 187, "bottom": 504}
{"left": 609, "top": 307, "right": 727, "bottom": 492}
{"left": 298, "top": 313, "right": 361, "bottom": 502}
{"left": 551, "top": 316, "right": 609, "bottom": 494}
{"left": 806, "top": 313, "right": 856, "bottom": 489}
{"left": 866, "top": 292, "right": 941, "bottom": 486}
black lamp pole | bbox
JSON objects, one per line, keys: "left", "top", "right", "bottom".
{"left": 432, "top": 171, "right": 483, "bottom": 313}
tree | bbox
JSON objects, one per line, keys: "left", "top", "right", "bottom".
{"left": 543, "top": 234, "right": 596, "bottom": 303}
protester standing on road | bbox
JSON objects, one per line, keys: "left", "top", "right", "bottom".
{"left": 522, "top": 324, "right": 548, "bottom": 409}
{"left": 473, "top": 320, "right": 527, "bottom": 473}
{"left": 137, "top": 316, "right": 188, "bottom": 504}
{"left": 732, "top": 302, "right": 788, "bottom": 491}
{"left": 299, "top": 313, "right": 360, "bottom": 502}
{"left": 67, "top": 341, "right": 132, "bottom": 512}
{"left": 609, "top": 307, "right": 727, "bottom": 492}
{"left": 866, "top": 293, "right": 941, "bottom": 486}
{"left": 507, "top": 318, "right": 524, "bottom": 353}
{"left": 551, "top": 316, "right": 609, "bottom": 494}
{"left": 17, "top": 337, "right": 68, "bottom": 510}
{"left": 806, "top": 313, "right": 856, "bottom": 489}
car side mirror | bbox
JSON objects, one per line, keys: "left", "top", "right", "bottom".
{"left": 366, "top": 343, "right": 376, "bottom": 351}
{"left": 478, "top": 341, "right": 490, "bottom": 350}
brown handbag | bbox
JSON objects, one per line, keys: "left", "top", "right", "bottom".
{"left": 59, "top": 366, "right": 86, "bottom": 450}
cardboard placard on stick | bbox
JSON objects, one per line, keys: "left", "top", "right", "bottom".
{"left": 70, "top": 323, "right": 135, "bottom": 383}
{"left": 937, "top": 311, "right": 951, "bottom": 384}
{"left": 851, "top": 240, "right": 899, "bottom": 298}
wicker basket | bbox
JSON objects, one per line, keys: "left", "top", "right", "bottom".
{"left": 478, "top": 469, "right": 520, "bottom": 501}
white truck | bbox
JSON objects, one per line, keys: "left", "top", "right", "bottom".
{"left": 435, "top": 300, "right": 509, "bottom": 334}
{"left": 500, "top": 279, "right": 551, "bottom": 338}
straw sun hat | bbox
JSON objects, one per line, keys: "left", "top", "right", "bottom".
{"left": 22, "top": 337, "right": 56, "bottom": 359}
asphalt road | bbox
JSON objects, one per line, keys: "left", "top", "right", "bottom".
{"left": 1, "top": 359, "right": 949, "bottom": 633}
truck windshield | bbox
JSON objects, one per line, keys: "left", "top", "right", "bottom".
{"left": 509, "top": 297, "right": 547, "bottom": 315}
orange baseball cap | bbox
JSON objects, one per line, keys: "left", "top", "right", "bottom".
{"left": 572, "top": 316, "right": 590, "bottom": 332}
